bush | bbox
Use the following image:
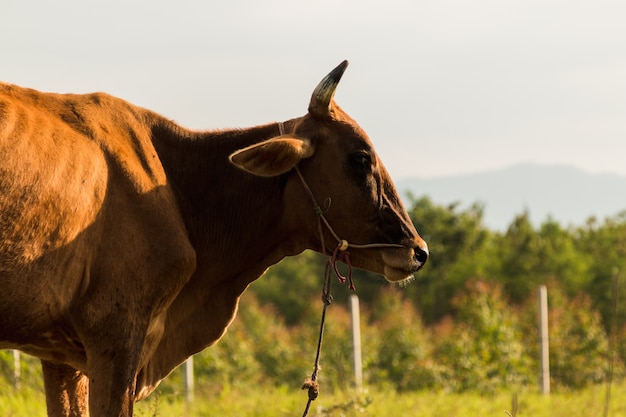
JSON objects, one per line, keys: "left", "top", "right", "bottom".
{"left": 365, "top": 289, "right": 445, "bottom": 391}
{"left": 434, "top": 280, "right": 531, "bottom": 393}
{"left": 548, "top": 289, "right": 624, "bottom": 389}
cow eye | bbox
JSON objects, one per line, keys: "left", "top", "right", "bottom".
{"left": 349, "top": 152, "right": 372, "bottom": 171}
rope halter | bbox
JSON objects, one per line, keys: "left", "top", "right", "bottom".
{"left": 277, "top": 121, "right": 407, "bottom": 289}
{"left": 278, "top": 120, "right": 413, "bottom": 417}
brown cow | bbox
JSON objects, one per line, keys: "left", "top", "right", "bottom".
{"left": 0, "top": 61, "right": 428, "bottom": 417}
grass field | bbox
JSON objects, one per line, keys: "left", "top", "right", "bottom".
{"left": 2, "top": 381, "right": 626, "bottom": 417}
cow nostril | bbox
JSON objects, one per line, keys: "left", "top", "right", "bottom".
{"left": 414, "top": 246, "right": 428, "bottom": 266}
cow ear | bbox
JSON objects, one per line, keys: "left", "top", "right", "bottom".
{"left": 229, "top": 136, "right": 314, "bottom": 177}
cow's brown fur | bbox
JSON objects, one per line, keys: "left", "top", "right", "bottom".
{"left": 0, "top": 62, "right": 427, "bottom": 417}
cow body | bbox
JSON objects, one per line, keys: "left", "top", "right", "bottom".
{"left": 0, "top": 62, "right": 428, "bottom": 416}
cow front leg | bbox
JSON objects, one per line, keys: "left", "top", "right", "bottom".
{"left": 41, "top": 360, "right": 89, "bottom": 417}
{"left": 85, "top": 349, "right": 139, "bottom": 417}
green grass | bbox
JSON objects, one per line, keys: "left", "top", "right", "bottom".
{"left": 0, "top": 387, "right": 47, "bottom": 417}
{"left": 135, "top": 382, "right": 626, "bottom": 417}
{"left": 3, "top": 381, "right": 626, "bottom": 416}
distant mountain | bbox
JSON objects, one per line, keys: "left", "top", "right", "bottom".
{"left": 397, "top": 163, "right": 626, "bottom": 231}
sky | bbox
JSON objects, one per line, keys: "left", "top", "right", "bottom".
{"left": 2, "top": 0, "right": 625, "bottom": 181}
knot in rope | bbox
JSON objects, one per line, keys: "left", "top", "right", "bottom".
{"left": 301, "top": 378, "right": 320, "bottom": 401}
{"left": 331, "top": 242, "right": 355, "bottom": 290}
{"left": 321, "top": 293, "right": 333, "bottom": 306}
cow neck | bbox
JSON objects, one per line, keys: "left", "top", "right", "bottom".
{"left": 143, "top": 119, "right": 307, "bottom": 381}
{"left": 172, "top": 121, "right": 301, "bottom": 274}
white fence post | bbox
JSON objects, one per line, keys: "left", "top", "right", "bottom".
{"left": 13, "top": 350, "right": 21, "bottom": 390}
{"left": 538, "top": 285, "right": 550, "bottom": 394}
{"left": 349, "top": 295, "right": 363, "bottom": 391}
{"left": 183, "top": 356, "right": 194, "bottom": 403}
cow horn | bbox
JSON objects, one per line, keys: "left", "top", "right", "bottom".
{"left": 308, "top": 60, "right": 349, "bottom": 116}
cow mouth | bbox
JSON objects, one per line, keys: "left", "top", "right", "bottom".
{"left": 381, "top": 246, "right": 428, "bottom": 282}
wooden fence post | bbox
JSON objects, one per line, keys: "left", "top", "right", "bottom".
{"left": 349, "top": 295, "right": 363, "bottom": 391}
{"left": 538, "top": 285, "right": 550, "bottom": 394}
{"left": 13, "top": 350, "right": 21, "bottom": 390}
{"left": 183, "top": 356, "right": 194, "bottom": 403}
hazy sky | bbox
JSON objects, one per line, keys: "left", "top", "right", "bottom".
{"left": 3, "top": 0, "right": 624, "bottom": 180}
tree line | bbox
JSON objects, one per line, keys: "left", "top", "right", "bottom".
{"left": 2, "top": 195, "right": 625, "bottom": 395}
{"left": 244, "top": 195, "right": 626, "bottom": 392}
{"left": 255, "top": 195, "right": 626, "bottom": 335}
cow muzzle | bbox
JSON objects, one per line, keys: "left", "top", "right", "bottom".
{"left": 381, "top": 240, "right": 428, "bottom": 282}
{"left": 413, "top": 238, "right": 429, "bottom": 268}
{"left": 293, "top": 163, "right": 428, "bottom": 282}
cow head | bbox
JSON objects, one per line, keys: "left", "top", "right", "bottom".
{"left": 229, "top": 60, "right": 428, "bottom": 282}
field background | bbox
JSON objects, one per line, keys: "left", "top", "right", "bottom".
{"left": 2, "top": 381, "right": 626, "bottom": 416}
{"left": 2, "top": 198, "right": 626, "bottom": 416}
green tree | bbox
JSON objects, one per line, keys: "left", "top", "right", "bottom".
{"left": 490, "top": 214, "right": 589, "bottom": 304}
{"left": 574, "top": 212, "right": 626, "bottom": 331}
{"left": 491, "top": 212, "right": 543, "bottom": 303}
{"left": 249, "top": 250, "right": 326, "bottom": 326}
{"left": 407, "top": 195, "right": 491, "bottom": 323}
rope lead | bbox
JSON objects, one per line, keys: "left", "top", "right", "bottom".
{"left": 284, "top": 120, "right": 410, "bottom": 416}
{"left": 301, "top": 227, "right": 335, "bottom": 417}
